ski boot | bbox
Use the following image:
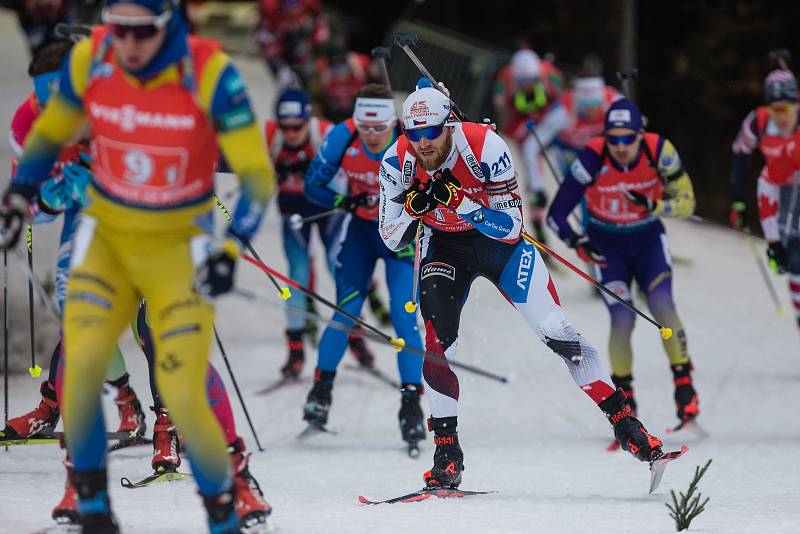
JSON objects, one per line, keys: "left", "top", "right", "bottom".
{"left": 348, "top": 326, "right": 375, "bottom": 368}
{"left": 423, "top": 416, "right": 463, "bottom": 488}
{"left": 611, "top": 374, "right": 637, "bottom": 416}
{"left": 202, "top": 490, "right": 239, "bottom": 534}
{"left": 280, "top": 328, "right": 305, "bottom": 379}
{"left": 151, "top": 406, "right": 181, "bottom": 473}
{"left": 367, "top": 280, "right": 391, "bottom": 326}
{"left": 601, "top": 389, "right": 663, "bottom": 462}
{"left": 52, "top": 456, "right": 79, "bottom": 525}
{"left": 399, "top": 384, "right": 426, "bottom": 455}
{"left": 302, "top": 370, "right": 335, "bottom": 429}
{"left": 2, "top": 380, "right": 59, "bottom": 439}
{"left": 110, "top": 374, "right": 146, "bottom": 437}
{"left": 229, "top": 437, "right": 271, "bottom": 531}
{"left": 672, "top": 363, "right": 699, "bottom": 423}
{"left": 73, "top": 469, "right": 119, "bottom": 533}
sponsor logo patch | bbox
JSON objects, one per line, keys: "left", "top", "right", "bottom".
{"left": 494, "top": 198, "right": 522, "bottom": 210}
{"left": 465, "top": 153, "right": 484, "bottom": 179}
{"left": 402, "top": 160, "right": 414, "bottom": 186}
{"left": 421, "top": 261, "right": 456, "bottom": 281}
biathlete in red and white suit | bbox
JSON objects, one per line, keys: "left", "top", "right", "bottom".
{"left": 379, "top": 78, "right": 664, "bottom": 489}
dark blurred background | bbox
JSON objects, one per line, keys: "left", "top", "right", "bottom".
{"left": 332, "top": 0, "right": 800, "bottom": 227}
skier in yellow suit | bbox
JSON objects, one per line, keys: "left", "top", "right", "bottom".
{"left": 0, "top": 1, "right": 275, "bottom": 532}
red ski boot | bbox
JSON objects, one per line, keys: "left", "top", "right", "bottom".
{"left": 672, "top": 363, "right": 699, "bottom": 423}
{"left": 112, "top": 378, "right": 146, "bottom": 437}
{"left": 423, "top": 416, "right": 463, "bottom": 488}
{"left": 601, "top": 389, "right": 663, "bottom": 462}
{"left": 151, "top": 407, "right": 180, "bottom": 473}
{"left": 2, "top": 381, "right": 59, "bottom": 439}
{"left": 280, "top": 329, "right": 305, "bottom": 379}
{"left": 52, "top": 457, "right": 79, "bottom": 525}
{"left": 229, "top": 437, "right": 271, "bottom": 531}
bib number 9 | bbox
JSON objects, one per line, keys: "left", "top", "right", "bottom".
{"left": 123, "top": 150, "right": 154, "bottom": 184}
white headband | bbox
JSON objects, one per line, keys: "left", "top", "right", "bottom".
{"left": 354, "top": 98, "right": 396, "bottom": 123}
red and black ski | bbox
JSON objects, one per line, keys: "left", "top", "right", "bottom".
{"left": 358, "top": 487, "right": 496, "bottom": 505}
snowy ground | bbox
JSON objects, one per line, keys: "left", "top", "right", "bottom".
{"left": 1, "top": 11, "right": 800, "bottom": 534}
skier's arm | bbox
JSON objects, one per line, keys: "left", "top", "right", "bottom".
{"left": 378, "top": 146, "right": 419, "bottom": 251}
{"left": 304, "top": 122, "right": 352, "bottom": 209}
{"left": 651, "top": 138, "right": 695, "bottom": 218}
{"left": 202, "top": 52, "right": 276, "bottom": 245}
{"left": 731, "top": 110, "right": 759, "bottom": 204}
{"left": 546, "top": 147, "right": 597, "bottom": 241}
{"left": 449, "top": 129, "right": 523, "bottom": 241}
{"left": 10, "top": 40, "right": 90, "bottom": 198}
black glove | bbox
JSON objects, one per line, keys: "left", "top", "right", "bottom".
{"left": 429, "top": 169, "right": 464, "bottom": 210}
{"left": 403, "top": 179, "right": 437, "bottom": 218}
{"left": 336, "top": 191, "right": 370, "bottom": 213}
{"left": 567, "top": 234, "right": 607, "bottom": 266}
{"left": 0, "top": 192, "right": 31, "bottom": 249}
{"left": 767, "top": 241, "right": 788, "bottom": 275}
{"left": 625, "top": 190, "right": 657, "bottom": 212}
{"left": 194, "top": 240, "right": 238, "bottom": 299}
{"left": 729, "top": 200, "right": 747, "bottom": 229}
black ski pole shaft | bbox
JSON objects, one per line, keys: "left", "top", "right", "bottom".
{"left": 526, "top": 121, "right": 563, "bottom": 185}
{"left": 213, "top": 195, "right": 291, "bottom": 299}
{"left": 289, "top": 208, "right": 341, "bottom": 228}
{"left": 770, "top": 48, "right": 791, "bottom": 70}
{"left": 4, "top": 249, "right": 9, "bottom": 452}
{"left": 212, "top": 325, "right": 264, "bottom": 452}
{"left": 616, "top": 69, "right": 639, "bottom": 99}
{"left": 393, "top": 33, "right": 469, "bottom": 121}
{"left": 26, "top": 225, "right": 40, "bottom": 378}
{"left": 232, "top": 287, "right": 510, "bottom": 384}
{"left": 747, "top": 229, "right": 786, "bottom": 315}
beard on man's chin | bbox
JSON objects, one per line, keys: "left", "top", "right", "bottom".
{"left": 413, "top": 132, "right": 453, "bottom": 171}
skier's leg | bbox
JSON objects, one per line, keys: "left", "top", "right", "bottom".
{"left": 636, "top": 230, "right": 697, "bottom": 422}
{"left": 418, "top": 237, "right": 473, "bottom": 488}
{"left": 493, "top": 238, "right": 662, "bottom": 461}
{"left": 384, "top": 253, "right": 426, "bottom": 446}
{"left": 384, "top": 255, "right": 424, "bottom": 383}
{"left": 140, "top": 239, "right": 230, "bottom": 499}
{"left": 496, "top": 238, "right": 617, "bottom": 402}
{"left": 786, "top": 236, "right": 800, "bottom": 330}
{"left": 281, "top": 215, "right": 312, "bottom": 377}
{"left": 62, "top": 219, "right": 138, "bottom": 523}
{"left": 304, "top": 217, "right": 376, "bottom": 426}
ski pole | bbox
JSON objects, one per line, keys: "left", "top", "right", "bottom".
{"left": 26, "top": 225, "right": 41, "bottom": 378}
{"left": 212, "top": 325, "right": 264, "bottom": 452}
{"left": 521, "top": 231, "right": 673, "bottom": 340}
{"left": 526, "top": 120, "right": 563, "bottom": 185}
{"left": 3, "top": 250, "right": 8, "bottom": 452}
{"left": 240, "top": 253, "right": 407, "bottom": 352}
{"left": 232, "top": 287, "right": 511, "bottom": 384}
{"left": 287, "top": 208, "right": 341, "bottom": 231}
{"left": 213, "top": 195, "right": 291, "bottom": 300}
{"left": 404, "top": 221, "right": 422, "bottom": 313}
{"left": 393, "top": 33, "right": 469, "bottom": 121}
{"left": 747, "top": 229, "right": 786, "bottom": 315}
{"left": 13, "top": 248, "right": 60, "bottom": 319}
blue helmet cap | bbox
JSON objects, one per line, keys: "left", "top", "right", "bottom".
{"left": 604, "top": 98, "right": 643, "bottom": 131}
{"left": 276, "top": 89, "right": 312, "bottom": 120}
{"left": 416, "top": 77, "right": 433, "bottom": 90}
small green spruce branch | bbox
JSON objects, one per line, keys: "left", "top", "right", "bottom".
{"left": 665, "top": 459, "right": 711, "bottom": 531}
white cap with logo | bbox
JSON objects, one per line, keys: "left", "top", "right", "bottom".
{"left": 401, "top": 85, "right": 457, "bottom": 130}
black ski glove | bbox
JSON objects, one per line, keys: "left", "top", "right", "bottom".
{"left": 567, "top": 234, "right": 607, "bottom": 266}
{"left": 767, "top": 241, "right": 788, "bottom": 275}
{"left": 403, "top": 179, "right": 437, "bottom": 218}
{"left": 625, "top": 190, "right": 657, "bottom": 212}
{"left": 0, "top": 191, "right": 32, "bottom": 249}
{"left": 194, "top": 239, "right": 239, "bottom": 299}
{"left": 335, "top": 191, "right": 371, "bottom": 213}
